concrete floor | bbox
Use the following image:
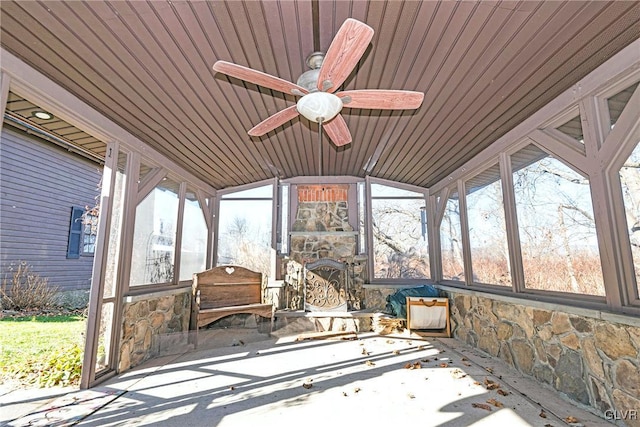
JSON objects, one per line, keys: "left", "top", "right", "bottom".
{"left": 2, "top": 328, "right": 614, "bottom": 427}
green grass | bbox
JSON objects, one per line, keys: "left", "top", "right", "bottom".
{"left": 0, "top": 314, "right": 86, "bottom": 387}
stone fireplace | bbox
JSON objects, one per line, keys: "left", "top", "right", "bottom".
{"left": 284, "top": 184, "right": 367, "bottom": 311}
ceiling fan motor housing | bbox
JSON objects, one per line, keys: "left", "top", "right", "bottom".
{"left": 296, "top": 51, "right": 326, "bottom": 92}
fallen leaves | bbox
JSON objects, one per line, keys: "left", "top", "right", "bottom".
{"left": 472, "top": 402, "right": 492, "bottom": 411}
{"left": 451, "top": 368, "right": 467, "bottom": 379}
{"left": 486, "top": 398, "right": 503, "bottom": 408}
{"left": 484, "top": 378, "right": 500, "bottom": 390}
{"left": 539, "top": 409, "right": 547, "bottom": 418}
{"left": 404, "top": 361, "right": 422, "bottom": 370}
{"left": 564, "top": 416, "right": 579, "bottom": 423}
{"left": 365, "top": 360, "right": 376, "bottom": 366}
{"left": 497, "top": 389, "right": 510, "bottom": 396}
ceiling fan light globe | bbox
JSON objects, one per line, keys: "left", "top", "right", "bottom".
{"left": 296, "top": 92, "right": 343, "bottom": 123}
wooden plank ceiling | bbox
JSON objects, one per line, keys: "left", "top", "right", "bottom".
{"left": 1, "top": 1, "right": 639, "bottom": 190}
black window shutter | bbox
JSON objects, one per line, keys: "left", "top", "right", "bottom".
{"left": 67, "top": 206, "right": 84, "bottom": 259}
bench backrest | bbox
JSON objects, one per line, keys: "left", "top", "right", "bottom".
{"left": 193, "top": 265, "right": 263, "bottom": 309}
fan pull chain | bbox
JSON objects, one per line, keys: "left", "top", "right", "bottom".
{"left": 318, "top": 118, "right": 323, "bottom": 176}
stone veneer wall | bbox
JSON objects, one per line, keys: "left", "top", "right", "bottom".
{"left": 364, "top": 286, "right": 410, "bottom": 312}
{"left": 119, "top": 288, "right": 191, "bottom": 372}
{"left": 447, "top": 289, "right": 640, "bottom": 426}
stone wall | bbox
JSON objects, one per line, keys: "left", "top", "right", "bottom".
{"left": 447, "top": 290, "right": 640, "bottom": 426}
{"left": 119, "top": 289, "right": 191, "bottom": 372}
{"left": 364, "top": 287, "right": 400, "bottom": 312}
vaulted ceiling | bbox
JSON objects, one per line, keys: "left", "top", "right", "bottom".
{"left": 2, "top": 1, "right": 639, "bottom": 190}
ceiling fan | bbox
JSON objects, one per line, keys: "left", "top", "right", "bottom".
{"left": 212, "top": 18, "right": 424, "bottom": 147}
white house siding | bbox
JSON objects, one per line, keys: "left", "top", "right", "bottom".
{"left": 0, "top": 127, "right": 102, "bottom": 293}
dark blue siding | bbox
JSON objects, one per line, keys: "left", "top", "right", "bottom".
{"left": 0, "top": 127, "right": 103, "bottom": 291}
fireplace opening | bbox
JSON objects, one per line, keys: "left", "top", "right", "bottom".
{"left": 303, "top": 258, "right": 348, "bottom": 312}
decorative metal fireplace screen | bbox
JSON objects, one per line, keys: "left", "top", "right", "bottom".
{"left": 303, "top": 258, "right": 348, "bottom": 312}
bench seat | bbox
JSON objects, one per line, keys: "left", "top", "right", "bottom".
{"left": 196, "top": 302, "right": 273, "bottom": 328}
{"left": 189, "top": 266, "right": 274, "bottom": 345}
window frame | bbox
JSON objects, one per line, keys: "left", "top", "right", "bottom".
{"left": 67, "top": 206, "right": 84, "bottom": 259}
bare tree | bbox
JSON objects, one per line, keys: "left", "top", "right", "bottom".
{"left": 619, "top": 144, "right": 640, "bottom": 283}
{"left": 513, "top": 154, "right": 603, "bottom": 294}
{"left": 371, "top": 200, "right": 429, "bottom": 279}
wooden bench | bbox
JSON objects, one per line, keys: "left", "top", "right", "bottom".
{"left": 189, "top": 266, "right": 274, "bottom": 344}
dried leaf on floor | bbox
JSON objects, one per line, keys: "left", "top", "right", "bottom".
{"left": 417, "top": 345, "right": 425, "bottom": 351}
{"left": 564, "top": 416, "right": 579, "bottom": 423}
{"left": 486, "top": 398, "right": 503, "bottom": 408}
{"left": 361, "top": 348, "right": 369, "bottom": 355}
{"left": 302, "top": 382, "right": 313, "bottom": 389}
{"left": 365, "top": 360, "right": 376, "bottom": 366}
{"left": 539, "top": 409, "right": 547, "bottom": 418}
{"left": 439, "top": 362, "right": 449, "bottom": 368}
{"left": 451, "top": 369, "right": 467, "bottom": 379}
{"left": 497, "top": 389, "right": 509, "bottom": 396}
{"left": 229, "top": 386, "right": 235, "bottom": 391}
{"left": 386, "top": 340, "right": 395, "bottom": 344}
{"left": 472, "top": 403, "right": 492, "bottom": 411}
{"left": 407, "top": 393, "right": 415, "bottom": 399}
{"left": 393, "top": 350, "right": 400, "bottom": 355}
{"left": 354, "top": 387, "right": 361, "bottom": 393}
{"left": 485, "top": 367, "right": 494, "bottom": 373}
{"left": 342, "top": 391, "right": 348, "bottom": 397}
{"left": 484, "top": 378, "right": 500, "bottom": 390}
{"left": 404, "top": 361, "right": 422, "bottom": 370}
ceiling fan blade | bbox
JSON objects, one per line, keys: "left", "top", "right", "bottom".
{"left": 339, "top": 90, "right": 424, "bottom": 110}
{"left": 248, "top": 105, "right": 300, "bottom": 137}
{"left": 213, "top": 61, "right": 308, "bottom": 96}
{"left": 317, "top": 19, "right": 374, "bottom": 93}
{"left": 323, "top": 114, "right": 352, "bottom": 147}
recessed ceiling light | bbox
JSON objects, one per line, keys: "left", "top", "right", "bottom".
{"left": 32, "top": 110, "right": 54, "bottom": 120}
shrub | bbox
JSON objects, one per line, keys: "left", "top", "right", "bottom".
{"left": 7, "top": 343, "right": 83, "bottom": 388}
{"left": 0, "top": 261, "right": 59, "bottom": 311}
